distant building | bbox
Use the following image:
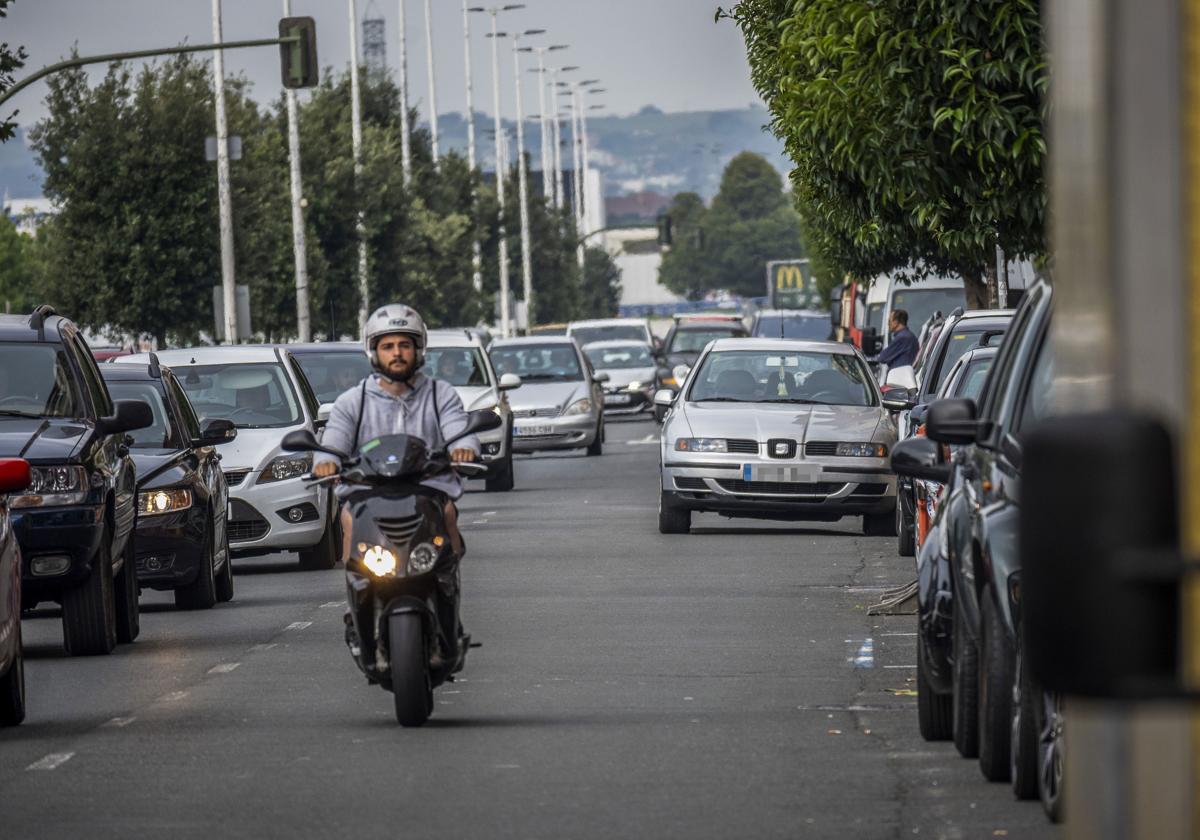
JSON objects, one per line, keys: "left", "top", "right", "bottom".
{"left": 605, "top": 191, "right": 671, "bottom": 227}
{"left": 3, "top": 195, "right": 55, "bottom": 236}
{"left": 604, "top": 227, "right": 685, "bottom": 314}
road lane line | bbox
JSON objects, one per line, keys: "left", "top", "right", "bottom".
{"left": 851, "top": 638, "right": 874, "bottom": 668}
{"left": 101, "top": 717, "right": 136, "bottom": 728}
{"left": 249, "top": 643, "right": 277, "bottom": 652}
{"left": 883, "top": 664, "right": 916, "bottom": 669}
{"left": 208, "top": 663, "right": 241, "bottom": 674}
{"left": 27, "top": 753, "right": 74, "bottom": 771}
{"left": 880, "top": 632, "right": 917, "bottom": 637}
{"left": 162, "top": 691, "right": 189, "bottom": 702}
{"left": 319, "top": 601, "right": 342, "bottom": 608}
{"left": 482, "top": 511, "right": 498, "bottom": 516}
{"left": 285, "top": 621, "right": 312, "bottom": 631}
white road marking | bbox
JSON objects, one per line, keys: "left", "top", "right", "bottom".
{"left": 883, "top": 664, "right": 917, "bottom": 669}
{"left": 319, "top": 601, "right": 342, "bottom": 608}
{"left": 27, "top": 752, "right": 75, "bottom": 771}
{"left": 482, "top": 511, "right": 498, "bottom": 516}
{"left": 102, "top": 717, "right": 136, "bottom": 728}
{"left": 208, "top": 663, "right": 241, "bottom": 674}
{"left": 162, "top": 690, "right": 189, "bottom": 702}
{"left": 471, "top": 520, "right": 489, "bottom": 525}
{"left": 285, "top": 621, "right": 312, "bottom": 631}
{"left": 249, "top": 643, "right": 277, "bottom": 652}
{"left": 627, "top": 434, "right": 659, "bottom": 445}
{"left": 851, "top": 638, "right": 875, "bottom": 668}
{"left": 880, "top": 632, "right": 918, "bottom": 637}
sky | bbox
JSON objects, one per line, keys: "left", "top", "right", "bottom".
{"left": 3, "top": 0, "right": 765, "bottom": 128}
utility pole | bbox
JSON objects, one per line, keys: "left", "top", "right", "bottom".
{"left": 511, "top": 32, "right": 543, "bottom": 330}
{"left": 487, "top": 20, "right": 511, "bottom": 337}
{"left": 462, "top": 0, "right": 482, "bottom": 293}
{"left": 349, "top": 0, "right": 369, "bottom": 330}
{"left": 423, "top": 0, "right": 439, "bottom": 164}
{"left": 398, "top": 0, "right": 412, "bottom": 182}
{"left": 579, "top": 86, "right": 603, "bottom": 251}
{"left": 526, "top": 45, "right": 566, "bottom": 203}
{"left": 211, "top": 0, "right": 238, "bottom": 343}
{"left": 548, "top": 64, "right": 576, "bottom": 210}
{"left": 282, "top": 0, "right": 310, "bottom": 341}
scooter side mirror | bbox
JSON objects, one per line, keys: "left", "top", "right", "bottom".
{"left": 281, "top": 428, "right": 348, "bottom": 460}
{"left": 445, "top": 409, "right": 503, "bottom": 450}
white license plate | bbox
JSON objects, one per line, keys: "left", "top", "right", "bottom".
{"left": 514, "top": 425, "right": 554, "bottom": 437}
{"left": 604, "top": 394, "right": 632, "bottom": 405}
{"left": 744, "top": 463, "right": 818, "bottom": 483}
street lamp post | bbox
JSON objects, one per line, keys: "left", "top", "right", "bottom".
{"left": 524, "top": 45, "right": 567, "bottom": 203}
{"left": 282, "top": 0, "right": 310, "bottom": 341}
{"left": 548, "top": 65, "right": 576, "bottom": 210}
{"left": 461, "top": 0, "right": 482, "bottom": 293}
{"left": 511, "top": 31, "right": 544, "bottom": 331}
{"left": 211, "top": 0, "right": 238, "bottom": 343}
{"left": 349, "top": 0, "right": 369, "bottom": 330}
{"left": 579, "top": 88, "right": 605, "bottom": 250}
{"left": 423, "top": 0, "right": 439, "bottom": 165}
{"left": 397, "top": 0, "right": 412, "bottom": 182}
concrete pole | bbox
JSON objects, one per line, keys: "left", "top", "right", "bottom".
{"left": 579, "top": 95, "right": 594, "bottom": 243}
{"left": 462, "top": 0, "right": 482, "bottom": 293}
{"left": 349, "top": 0, "right": 370, "bottom": 331}
{"left": 283, "top": 0, "right": 310, "bottom": 342}
{"left": 512, "top": 39, "right": 533, "bottom": 328}
{"left": 211, "top": 0, "right": 238, "bottom": 343}
{"left": 488, "top": 18, "right": 511, "bottom": 337}
{"left": 568, "top": 86, "right": 584, "bottom": 267}
{"left": 397, "top": 0, "right": 412, "bottom": 182}
{"left": 534, "top": 50, "right": 551, "bottom": 202}
{"left": 549, "top": 67, "right": 564, "bottom": 208}
{"left": 423, "top": 0, "right": 439, "bottom": 164}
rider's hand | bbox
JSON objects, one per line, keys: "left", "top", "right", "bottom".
{"left": 312, "top": 461, "right": 339, "bottom": 478}
{"left": 450, "top": 448, "right": 477, "bottom": 464}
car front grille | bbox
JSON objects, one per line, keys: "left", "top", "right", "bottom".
{"left": 227, "top": 499, "right": 269, "bottom": 542}
{"left": 716, "top": 479, "right": 843, "bottom": 495}
{"left": 804, "top": 442, "right": 839, "bottom": 456}
{"left": 725, "top": 439, "right": 759, "bottom": 454}
{"left": 376, "top": 513, "right": 422, "bottom": 548}
{"left": 513, "top": 407, "right": 559, "bottom": 419}
{"left": 223, "top": 468, "right": 252, "bottom": 487}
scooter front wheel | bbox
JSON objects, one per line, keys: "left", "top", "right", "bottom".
{"left": 388, "top": 612, "right": 433, "bottom": 727}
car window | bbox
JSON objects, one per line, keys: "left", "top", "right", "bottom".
{"left": 1016, "top": 331, "right": 1056, "bottom": 437}
{"left": 980, "top": 287, "right": 1042, "bottom": 422}
{"left": 668, "top": 328, "right": 743, "bottom": 354}
{"left": 955, "top": 358, "right": 994, "bottom": 402}
{"left": 0, "top": 342, "right": 81, "bottom": 418}
{"left": 569, "top": 325, "right": 648, "bottom": 345}
{"left": 751, "top": 315, "right": 828, "bottom": 340}
{"left": 688, "top": 350, "right": 876, "bottom": 406}
{"left": 104, "top": 380, "right": 180, "bottom": 448}
{"left": 292, "top": 351, "right": 372, "bottom": 404}
{"left": 489, "top": 344, "right": 583, "bottom": 382}
{"left": 173, "top": 362, "right": 302, "bottom": 429}
{"left": 286, "top": 354, "right": 320, "bottom": 418}
{"left": 165, "top": 374, "right": 202, "bottom": 440}
{"left": 422, "top": 347, "right": 492, "bottom": 387}
{"left": 68, "top": 336, "right": 114, "bottom": 417}
{"left": 890, "top": 287, "right": 966, "bottom": 336}
{"left": 583, "top": 344, "right": 654, "bottom": 369}
{"left": 928, "top": 327, "right": 1001, "bottom": 394}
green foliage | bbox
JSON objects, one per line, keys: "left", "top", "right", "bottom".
{"left": 0, "top": 0, "right": 28, "bottom": 143}
{"left": 579, "top": 247, "right": 622, "bottom": 319}
{"left": 725, "top": 0, "right": 1048, "bottom": 307}
{"left": 0, "top": 211, "right": 34, "bottom": 310}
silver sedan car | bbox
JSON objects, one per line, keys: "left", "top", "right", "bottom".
{"left": 656, "top": 338, "right": 899, "bottom": 535}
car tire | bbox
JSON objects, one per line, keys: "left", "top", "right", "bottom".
{"left": 175, "top": 522, "right": 218, "bottom": 610}
{"left": 917, "top": 632, "right": 952, "bottom": 741}
{"left": 862, "top": 510, "right": 896, "bottom": 537}
{"left": 0, "top": 622, "right": 26, "bottom": 726}
{"left": 952, "top": 591, "right": 980, "bottom": 758}
{"left": 897, "top": 495, "right": 916, "bottom": 556}
{"left": 586, "top": 420, "right": 603, "bottom": 456}
{"left": 977, "top": 592, "right": 1014, "bottom": 781}
{"left": 215, "top": 518, "right": 235, "bottom": 603}
{"left": 114, "top": 538, "right": 140, "bottom": 642}
{"left": 658, "top": 491, "right": 690, "bottom": 534}
{"left": 1010, "top": 645, "right": 1039, "bottom": 800}
{"left": 1036, "top": 690, "right": 1065, "bottom": 822}
{"left": 62, "top": 537, "right": 117, "bottom": 656}
{"left": 299, "top": 499, "right": 339, "bottom": 571}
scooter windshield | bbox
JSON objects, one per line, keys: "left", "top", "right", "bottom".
{"left": 356, "top": 434, "right": 430, "bottom": 481}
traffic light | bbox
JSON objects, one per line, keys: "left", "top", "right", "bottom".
{"left": 656, "top": 214, "right": 673, "bottom": 247}
{"left": 279, "top": 17, "right": 318, "bottom": 89}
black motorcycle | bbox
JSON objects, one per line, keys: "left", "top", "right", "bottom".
{"left": 282, "top": 410, "right": 500, "bottom": 726}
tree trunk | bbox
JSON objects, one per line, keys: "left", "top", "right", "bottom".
{"left": 963, "top": 270, "right": 989, "bottom": 310}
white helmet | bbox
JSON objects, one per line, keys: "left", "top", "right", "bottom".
{"left": 363, "top": 304, "right": 427, "bottom": 379}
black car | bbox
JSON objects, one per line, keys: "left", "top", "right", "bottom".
{"left": 288, "top": 342, "right": 372, "bottom": 407}
{"left": 100, "top": 357, "right": 237, "bottom": 609}
{"left": 658, "top": 316, "right": 749, "bottom": 392}
{"left": 0, "top": 306, "right": 152, "bottom": 655}
{"left": 891, "top": 282, "right": 1060, "bottom": 819}
{"left": 894, "top": 308, "right": 1012, "bottom": 556}
{"left": 0, "top": 458, "right": 31, "bottom": 725}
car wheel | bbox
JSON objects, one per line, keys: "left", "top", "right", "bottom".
{"left": 0, "top": 622, "right": 26, "bottom": 726}
{"left": 215, "top": 517, "right": 235, "bottom": 603}
{"left": 175, "top": 521, "right": 218, "bottom": 610}
{"left": 952, "top": 590, "right": 980, "bottom": 758}
{"left": 658, "top": 491, "right": 690, "bottom": 534}
{"left": 897, "top": 494, "right": 916, "bottom": 556}
{"left": 586, "top": 419, "right": 604, "bottom": 456}
{"left": 1037, "top": 690, "right": 1065, "bottom": 822}
{"left": 977, "top": 591, "right": 1014, "bottom": 781}
{"left": 114, "top": 538, "right": 140, "bottom": 642}
{"left": 1010, "top": 644, "right": 1039, "bottom": 799}
{"left": 917, "top": 632, "right": 952, "bottom": 741}
{"left": 62, "top": 536, "right": 117, "bottom": 656}
{"left": 862, "top": 510, "right": 896, "bottom": 537}
{"left": 299, "top": 498, "right": 339, "bottom": 571}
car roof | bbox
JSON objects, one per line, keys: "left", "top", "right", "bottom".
{"left": 490, "top": 336, "right": 579, "bottom": 348}
{"left": 580, "top": 339, "right": 653, "bottom": 350}
{"left": 285, "top": 342, "right": 361, "bottom": 354}
{"left": 426, "top": 329, "right": 482, "bottom": 348}
{"left": 567, "top": 318, "right": 648, "bottom": 330}
{"left": 116, "top": 346, "right": 283, "bottom": 366}
{"left": 99, "top": 363, "right": 164, "bottom": 382}
{"left": 673, "top": 320, "right": 746, "bottom": 332}
{"left": 706, "top": 337, "right": 857, "bottom": 355}
{"left": 0, "top": 309, "right": 69, "bottom": 342}
{"left": 754, "top": 309, "right": 827, "bottom": 318}
{"left": 945, "top": 309, "right": 1014, "bottom": 328}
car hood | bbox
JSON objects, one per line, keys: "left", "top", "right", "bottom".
{"left": 0, "top": 416, "right": 90, "bottom": 463}
{"left": 598, "top": 367, "right": 657, "bottom": 389}
{"left": 508, "top": 381, "right": 588, "bottom": 413}
{"left": 456, "top": 385, "right": 499, "bottom": 412}
{"left": 128, "top": 449, "right": 190, "bottom": 487}
{"left": 679, "top": 402, "right": 886, "bottom": 443}
{"left": 212, "top": 425, "right": 303, "bottom": 472}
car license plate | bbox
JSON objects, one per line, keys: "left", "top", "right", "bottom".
{"left": 744, "top": 463, "right": 818, "bottom": 483}
{"left": 604, "top": 394, "right": 632, "bottom": 405}
{"left": 514, "top": 425, "right": 554, "bottom": 437}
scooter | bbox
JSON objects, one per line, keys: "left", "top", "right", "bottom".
{"left": 281, "top": 410, "right": 500, "bottom": 726}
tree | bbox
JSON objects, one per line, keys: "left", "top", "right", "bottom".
{"left": 0, "top": 0, "right": 28, "bottom": 143}
{"left": 579, "top": 247, "right": 622, "bottom": 318}
{"left": 657, "top": 191, "right": 712, "bottom": 300}
{"left": 0, "top": 212, "right": 34, "bottom": 311}
{"left": 724, "top": 0, "right": 1048, "bottom": 307}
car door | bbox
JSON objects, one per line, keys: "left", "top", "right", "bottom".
{"left": 165, "top": 371, "right": 222, "bottom": 523}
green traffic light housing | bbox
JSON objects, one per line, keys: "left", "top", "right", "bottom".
{"left": 279, "top": 17, "right": 318, "bottom": 89}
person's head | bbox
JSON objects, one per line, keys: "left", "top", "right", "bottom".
{"left": 331, "top": 365, "right": 359, "bottom": 390}
{"left": 362, "top": 304, "right": 427, "bottom": 384}
{"left": 436, "top": 353, "right": 459, "bottom": 379}
{"left": 889, "top": 309, "right": 909, "bottom": 332}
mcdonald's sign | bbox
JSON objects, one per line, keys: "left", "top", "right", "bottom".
{"left": 766, "top": 259, "right": 819, "bottom": 309}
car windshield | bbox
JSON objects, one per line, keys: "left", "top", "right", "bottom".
{"left": 174, "top": 362, "right": 301, "bottom": 428}
{"left": 0, "top": 343, "right": 80, "bottom": 418}
{"left": 583, "top": 344, "right": 654, "bottom": 370}
{"left": 752, "top": 314, "right": 829, "bottom": 340}
{"left": 668, "top": 328, "right": 742, "bottom": 354}
{"left": 689, "top": 350, "right": 876, "bottom": 407}
{"left": 570, "top": 325, "right": 647, "bottom": 345}
{"left": 292, "top": 351, "right": 372, "bottom": 404}
{"left": 866, "top": 302, "right": 885, "bottom": 332}
{"left": 954, "top": 357, "right": 994, "bottom": 401}
{"left": 930, "top": 328, "right": 1002, "bottom": 392}
{"left": 890, "top": 287, "right": 966, "bottom": 336}
{"left": 422, "top": 347, "right": 491, "bottom": 387}
{"left": 105, "top": 381, "right": 179, "bottom": 448}
{"left": 489, "top": 344, "right": 583, "bottom": 382}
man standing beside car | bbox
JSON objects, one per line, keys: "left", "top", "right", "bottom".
{"left": 873, "top": 309, "right": 919, "bottom": 369}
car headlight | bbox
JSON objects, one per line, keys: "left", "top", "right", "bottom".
{"left": 362, "top": 544, "right": 399, "bottom": 577}
{"left": 835, "top": 442, "right": 888, "bottom": 458}
{"left": 10, "top": 465, "right": 89, "bottom": 508}
{"left": 627, "top": 381, "right": 645, "bottom": 392}
{"left": 138, "top": 488, "right": 193, "bottom": 516}
{"left": 256, "top": 452, "right": 313, "bottom": 484}
{"left": 675, "top": 438, "right": 727, "bottom": 453}
{"left": 409, "top": 542, "right": 438, "bottom": 574}
{"left": 563, "top": 398, "right": 592, "bottom": 415}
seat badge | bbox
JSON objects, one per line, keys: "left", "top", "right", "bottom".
{"left": 774, "top": 442, "right": 789, "bottom": 457}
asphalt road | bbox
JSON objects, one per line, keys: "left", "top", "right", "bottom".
{"left": 1, "top": 417, "right": 1059, "bottom": 839}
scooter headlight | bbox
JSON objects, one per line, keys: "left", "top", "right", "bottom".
{"left": 408, "top": 542, "right": 438, "bottom": 574}
{"left": 362, "top": 545, "right": 398, "bottom": 577}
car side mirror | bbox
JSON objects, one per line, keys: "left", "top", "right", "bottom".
{"left": 196, "top": 417, "right": 237, "bottom": 447}
{"left": 281, "top": 428, "right": 347, "bottom": 460}
{"left": 0, "top": 458, "right": 31, "bottom": 493}
{"left": 1023, "top": 412, "right": 1188, "bottom": 699}
{"left": 101, "top": 399, "right": 154, "bottom": 436}
{"left": 861, "top": 327, "right": 882, "bottom": 357}
{"left": 317, "top": 402, "right": 334, "bottom": 424}
{"left": 592, "top": 371, "right": 610, "bottom": 384}
{"left": 498, "top": 373, "right": 522, "bottom": 391}
{"left": 882, "top": 388, "right": 917, "bottom": 412}
{"left": 890, "top": 436, "right": 951, "bottom": 483}
{"left": 653, "top": 389, "right": 675, "bottom": 407}
{"left": 884, "top": 364, "right": 917, "bottom": 391}
{"left": 444, "top": 409, "right": 504, "bottom": 449}
{"left": 924, "top": 398, "right": 979, "bottom": 445}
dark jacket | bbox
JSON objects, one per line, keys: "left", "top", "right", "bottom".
{"left": 877, "top": 326, "right": 918, "bottom": 367}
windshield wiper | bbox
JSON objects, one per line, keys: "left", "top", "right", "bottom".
{"left": 520, "top": 373, "right": 573, "bottom": 381}
{"left": 761, "top": 398, "right": 820, "bottom": 404}
{"left": 695, "top": 397, "right": 744, "bottom": 403}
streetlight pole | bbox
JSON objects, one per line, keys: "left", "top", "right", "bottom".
{"left": 461, "top": 0, "right": 482, "bottom": 294}
{"left": 397, "top": 0, "right": 412, "bottom": 182}
{"left": 548, "top": 64, "right": 575, "bottom": 210}
{"left": 422, "top": 0, "right": 439, "bottom": 165}
{"left": 512, "top": 31, "right": 544, "bottom": 331}
{"left": 211, "top": 0, "right": 238, "bottom": 343}
{"left": 349, "top": 0, "right": 370, "bottom": 330}
{"left": 282, "top": 0, "right": 309, "bottom": 341}
{"left": 579, "top": 87, "right": 604, "bottom": 251}
{"left": 526, "top": 45, "right": 566, "bottom": 203}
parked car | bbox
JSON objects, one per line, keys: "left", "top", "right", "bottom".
{"left": 891, "top": 281, "right": 1059, "bottom": 817}
{"left": 425, "top": 329, "right": 521, "bottom": 491}
{"left": 581, "top": 340, "right": 660, "bottom": 416}
{"left": 287, "top": 342, "right": 372, "bottom": 406}
{"left": 489, "top": 337, "right": 606, "bottom": 456}
{"left": 0, "top": 458, "right": 31, "bottom": 725}
{"left": 658, "top": 315, "right": 749, "bottom": 393}
{"left": 566, "top": 317, "right": 655, "bottom": 350}
{"left": 656, "top": 338, "right": 902, "bottom": 535}
{"left": 749, "top": 309, "right": 830, "bottom": 340}
{"left": 1, "top": 306, "right": 151, "bottom": 655}
{"left": 115, "top": 346, "right": 339, "bottom": 570}
{"left": 100, "top": 356, "right": 236, "bottom": 609}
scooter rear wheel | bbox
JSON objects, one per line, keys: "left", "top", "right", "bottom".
{"left": 388, "top": 613, "right": 432, "bottom": 727}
